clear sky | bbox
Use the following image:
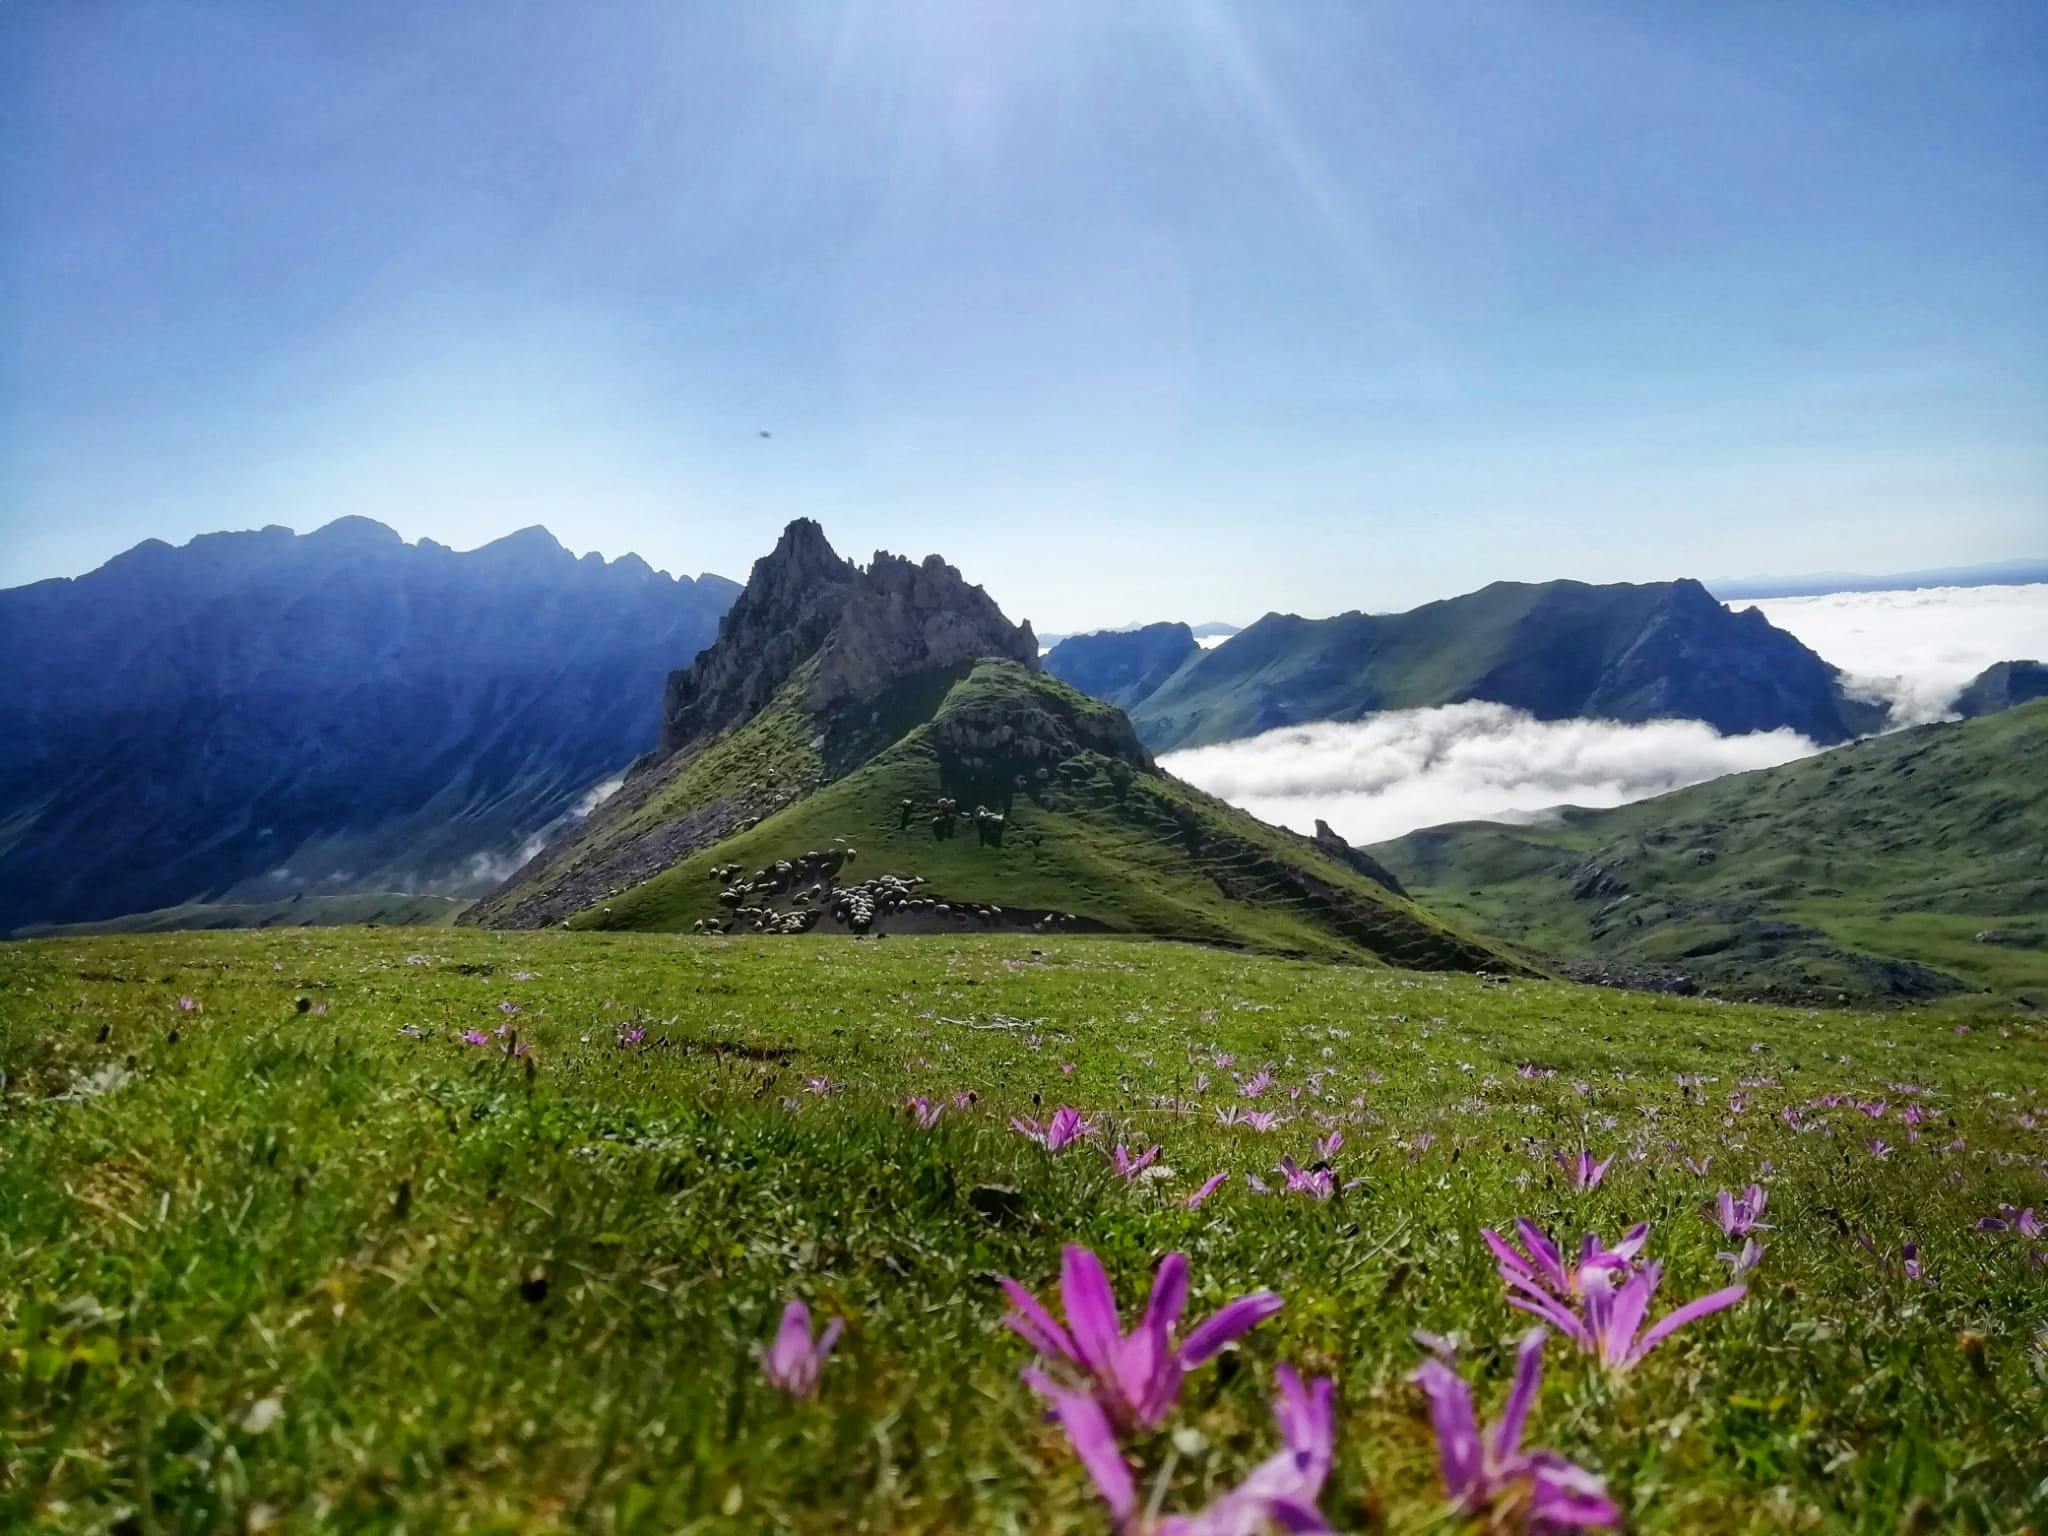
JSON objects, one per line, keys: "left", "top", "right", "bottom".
{"left": 3, "top": 1, "right": 2043, "bottom": 631}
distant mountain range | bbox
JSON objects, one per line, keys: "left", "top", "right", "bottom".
{"left": 1048, "top": 579, "right": 1888, "bottom": 752}
{"left": 468, "top": 521, "right": 1511, "bottom": 972}
{"left": 1369, "top": 700, "right": 2048, "bottom": 1009}
{"left": 1709, "top": 556, "right": 2048, "bottom": 600}
{"left": 0, "top": 519, "right": 736, "bottom": 934}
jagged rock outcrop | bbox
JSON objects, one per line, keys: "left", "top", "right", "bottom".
{"left": 1953, "top": 659, "right": 2047, "bottom": 719}
{"left": 1310, "top": 818, "right": 1408, "bottom": 898}
{"left": 661, "top": 519, "right": 1038, "bottom": 753}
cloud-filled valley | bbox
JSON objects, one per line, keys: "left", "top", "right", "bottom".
{"left": 1162, "top": 583, "right": 2048, "bottom": 846}
{"left": 1744, "top": 583, "right": 2048, "bottom": 725}
{"left": 1161, "top": 704, "right": 1822, "bottom": 847}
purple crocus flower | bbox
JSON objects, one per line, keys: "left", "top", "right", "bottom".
{"left": 1241, "top": 1071, "right": 1276, "bottom": 1099}
{"left": 1277, "top": 1158, "right": 1336, "bottom": 1200}
{"left": 498, "top": 1001, "right": 520, "bottom": 1016}
{"left": 1682, "top": 1155, "right": 1712, "bottom": 1177}
{"left": 1902, "top": 1243, "right": 1926, "bottom": 1284}
{"left": 1316, "top": 1131, "right": 1344, "bottom": 1160}
{"left": 1558, "top": 1149, "right": 1613, "bottom": 1191}
{"left": 1413, "top": 1328, "right": 1620, "bottom": 1531}
{"left": 1560, "top": 1264, "right": 1746, "bottom": 1372}
{"left": 760, "top": 1300, "right": 843, "bottom": 1396}
{"left": 1484, "top": 1219, "right": 1649, "bottom": 1307}
{"left": 1156, "top": 1363, "right": 1336, "bottom": 1534}
{"left": 461, "top": 1030, "right": 491, "bottom": 1046}
{"left": 1717, "top": 1238, "right": 1766, "bottom": 1276}
{"left": 1867, "top": 1138, "right": 1894, "bottom": 1158}
{"left": 175, "top": 995, "right": 199, "bottom": 1012}
{"left": 1243, "top": 1110, "right": 1282, "bottom": 1133}
{"left": 1111, "top": 1144, "right": 1162, "bottom": 1179}
{"left": 1186, "top": 1171, "right": 1230, "bottom": 1210}
{"left": 906, "top": 1095, "right": 944, "bottom": 1129}
{"left": 1014, "top": 1106, "right": 1098, "bottom": 1151}
{"left": 804, "top": 1075, "right": 837, "bottom": 1095}
{"left": 1001, "top": 1246, "right": 1283, "bottom": 1431}
{"left": 1715, "top": 1186, "right": 1771, "bottom": 1237}
{"left": 1977, "top": 1206, "right": 2043, "bottom": 1237}
{"left": 1029, "top": 1360, "right": 1336, "bottom": 1535}
{"left": 618, "top": 1024, "right": 646, "bottom": 1047}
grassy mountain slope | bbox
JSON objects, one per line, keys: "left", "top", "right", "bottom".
{"left": 578, "top": 661, "right": 1518, "bottom": 971}
{"left": 1126, "top": 578, "right": 1880, "bottom": 751}
{"left": 1369, "top": 700, "right": 2048, "bottom": 1009}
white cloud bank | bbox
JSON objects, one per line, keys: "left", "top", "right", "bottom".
{"left": 1741, "top": 583, "right": 2048, "bottom": 725}
{"left": 1162, "top": 582, "right": 2048, "bottom": 846}
{"left": 1161, "top": 703, "right": 1821, "bottom": 847}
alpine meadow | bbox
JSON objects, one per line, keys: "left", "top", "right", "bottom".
{"left": 5, "top": 4, "right": 2047, "bottom": 1534}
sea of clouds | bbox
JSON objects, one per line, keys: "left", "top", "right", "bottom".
{"left": 1162, "top": 583, "right": 2048, "bottom": 847}
{"left": 1744, "top": 583, "right": 2048, "bottom": 726}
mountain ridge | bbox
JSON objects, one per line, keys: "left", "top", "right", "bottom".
{"left": 1071, "top": 577, "right": 1888, "bottom": 751}
{"left": 470, "top": 521, "right": 1518, "bottom": 972}
{"left": 0, "top": 520, "right": 738, "bottom": 933}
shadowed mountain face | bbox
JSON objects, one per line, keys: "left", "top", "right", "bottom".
{"left": 1043, "top": 622, "right": 1200, "bottom": 709}
{"left": 1068, "top": 579, "right": 1886, "bottom": 752}
{"left": 470, "top": 521, "right": 1514, "bottom": 974}
{"left": 0, "top": 519, "right": 737, "bottom": 933}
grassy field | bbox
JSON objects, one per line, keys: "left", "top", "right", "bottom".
{"left": 2, "top": 927, "right": 2044, "bottom": 1532}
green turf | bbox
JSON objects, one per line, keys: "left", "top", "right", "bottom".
{"left": 3, "top": 926, "right": 2043, "bottom": 1532}
{"left": 1370, "top": 701, "right": 2048, "bottom": 1011}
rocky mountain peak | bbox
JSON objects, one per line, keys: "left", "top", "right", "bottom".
{"left": 660, "top": 521, "right": 1038, "bottom": 753}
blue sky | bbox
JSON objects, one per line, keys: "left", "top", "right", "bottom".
{"left": 3, "top": 1, "right": 2043, "bottom": 630}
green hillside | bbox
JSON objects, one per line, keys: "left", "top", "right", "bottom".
{"left": 578, "top": 661, "right": 1517, "bottom": 972}
{"left": 1370, "top": 700, "right": 2048, "bottom": 1010}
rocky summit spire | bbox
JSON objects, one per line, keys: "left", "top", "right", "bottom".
{"left": 660, "top": 520, "right": 1039, "bottom": 753}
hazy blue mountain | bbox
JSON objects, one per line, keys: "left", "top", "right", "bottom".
{"left": 0, "top": 519, "right": 736, "bottom": 933}
{"left": 1043, "top": 622, "right": 1201, "bottom": 709}
{"left": 1116, "top": 578, "right": 1886, "bottom": 752}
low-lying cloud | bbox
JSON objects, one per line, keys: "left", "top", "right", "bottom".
{"left": 462, "top": 773, "right": 625, "bottom": 888}
{"left": 1740, "top": 582, "right": 2048, "bottom": 725}
{"left": 1160, "top": 703, "right": 1821, "bottom": 847}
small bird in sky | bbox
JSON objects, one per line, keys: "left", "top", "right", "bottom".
{"left": 759, "top": 429, "right": 772, "bottom": 438}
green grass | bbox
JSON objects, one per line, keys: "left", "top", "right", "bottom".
{"left": 16, "top": 893, "right": 471, "bottom": 939}
{"left": 574, "top": 663, "right": 1513, "bottom": 974}
{"left": 1370, "top": 701, "right": 2048, "bottom": 1011}
{"left": 4, "top": 927, "right": 2044, "bottom": 1532}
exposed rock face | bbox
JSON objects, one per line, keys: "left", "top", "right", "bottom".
{"left": 1953, "top": 659, "right": 2047, "bottom": 719}
{"left": 1310, "top": 818, "right": 1409, "bottom": 898}
{"left": 0, "top": 520, "right": 739, "bottom": 932}
{"left": 1043, "top": 622, "right": 1199, "bottom": 709}
{"left": 661, "top": 519, "right": 1038, "bottom": 753}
